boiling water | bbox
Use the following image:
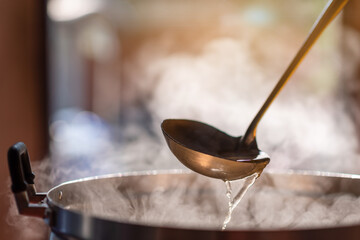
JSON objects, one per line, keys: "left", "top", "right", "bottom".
{"left": 222, "top": 173, "right": 258, "bottom": 230}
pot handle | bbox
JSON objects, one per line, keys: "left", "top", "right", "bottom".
{"left": 8, "top": 142, "right": 47, "bottom": 218}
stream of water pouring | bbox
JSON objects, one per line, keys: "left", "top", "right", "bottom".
{"left": 222, "top": 173, "right": 259, "bottom": 230}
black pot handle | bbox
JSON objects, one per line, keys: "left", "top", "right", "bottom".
{"left": 8, "top": 142, "right": 47, "bottom": 217}
{"left": 8, "top": 142, "right": 35, "bottom": 193}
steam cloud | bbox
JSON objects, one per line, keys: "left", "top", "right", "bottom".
{"left": 52, "top": 172, "right": 360, "bottom": 230}
{"left": 126, "top": 34, "right": 360, "bottom": 174}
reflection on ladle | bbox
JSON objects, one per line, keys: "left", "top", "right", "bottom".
{"left": 162, "top": 0, "right": 349, "bottom": 181}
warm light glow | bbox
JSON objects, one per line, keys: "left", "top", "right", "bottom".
{"left": 47, "top": 0, "right": 102, "bottom": 22}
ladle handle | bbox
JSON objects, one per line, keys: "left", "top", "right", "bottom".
{"left": 241, "top": 0, "right": 349, "bottom": 147}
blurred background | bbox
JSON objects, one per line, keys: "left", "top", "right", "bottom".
{"left": 1, "top": 0, "right": 360, "bottom": 239}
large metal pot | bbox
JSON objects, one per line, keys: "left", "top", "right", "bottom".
{"left": 8, "top": 142, "right": 360, "bottom": 239}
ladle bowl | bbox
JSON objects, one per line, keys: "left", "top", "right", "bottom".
{"left": 162, "top": 119, "right": 270, "bottom": 180}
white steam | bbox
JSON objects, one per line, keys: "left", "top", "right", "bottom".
{"left": 124, "top": 34, "right": 360, "bottom": 174}
{"left": 51, "top": 172, "right": 360, "bottom": 230}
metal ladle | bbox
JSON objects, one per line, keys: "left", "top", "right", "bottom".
{"left": 161, "top": 0, "right": 349, "bottom": 181}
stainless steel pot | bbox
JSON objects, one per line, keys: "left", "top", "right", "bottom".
{"left": 8, "top": 142, "right": 360, "bottom": 239}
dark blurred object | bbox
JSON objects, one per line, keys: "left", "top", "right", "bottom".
{"left": 342, "top": 0, "right": 360, "bottom": 145}
{"left": 343, "top": 0, "right": 360, "bottom": 31}
{"left": 0, "top": 1, "right": 48, "bottom": 240}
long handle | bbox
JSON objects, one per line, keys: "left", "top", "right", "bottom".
{"left": 241, "top": 0, "right": 349, "bottom": 147}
